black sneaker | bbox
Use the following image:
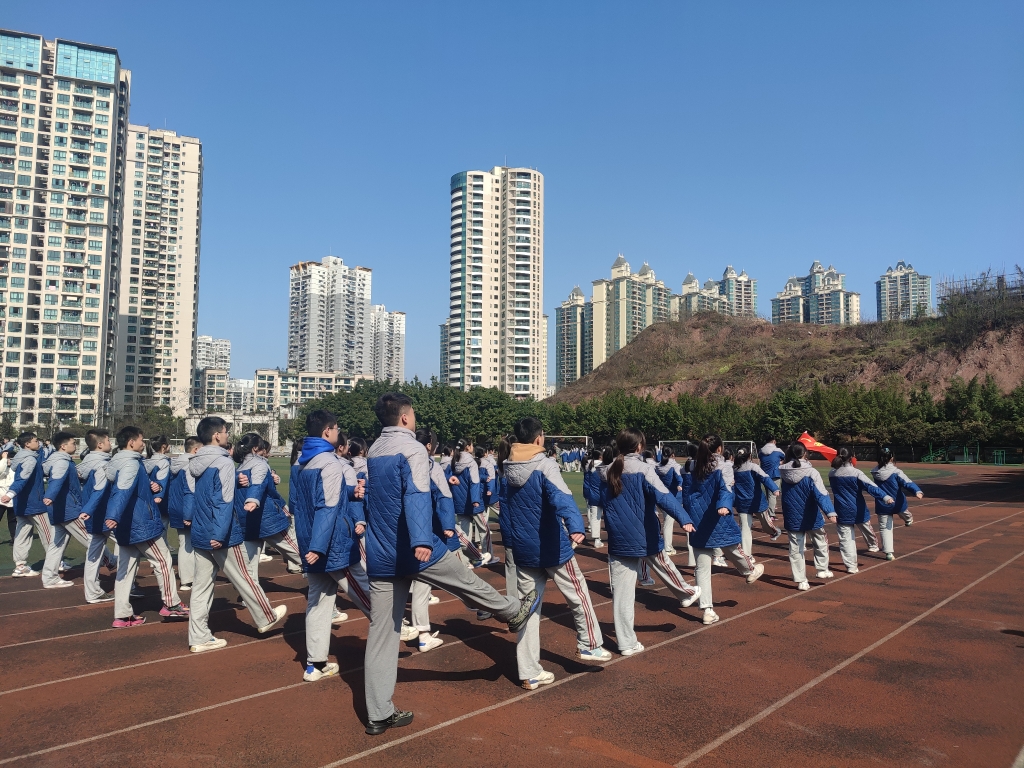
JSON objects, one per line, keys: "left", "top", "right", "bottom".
{"left": 365, "top": 708, "right": 413, "bottom": 736}
{"left": 507, "top": 588, "right": 540, "bottom": 634}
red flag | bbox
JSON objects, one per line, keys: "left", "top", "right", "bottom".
{"left": 797, "top": 431, "right": 837, "bottom": 461}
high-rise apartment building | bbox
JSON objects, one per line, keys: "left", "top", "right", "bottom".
{"left": 674, "top": 266, "right": 757, "bottom": 320}
{"left": 288, "top": 255, "right": 372, "bottom": 376}
{"left": 554, "top": 286, "right": 592, "bottom": 390}
{"left": 113, "top": 125, "right": 202, "bottom": 416}
{"left": 770, "top": 278, "right": 805, "bottom": 324}
{"left": 718, "top": 265, "right": 758, "bottom": 317}
{"left": 195, "top": 334, "right": 229, "bottom": 371}
{"left": 591, "top": 256, "right": 671, "bottom": 368}
{"left": 0, "top": 30, "right": 130, "bottom": 427}
{"left": 772, "top": 261, "right": 860, "bottom": 325}
{"left": 369, "top": 304, "right": 404, "bottom": 382}
{"left": 876, "top": 260, "right": 933, "bottom": 321}
{"left": 443, "top": 166, "right": 545, "bottom": 397}
{"left": 253, "top": 367, "right": 367, "bottom": 412}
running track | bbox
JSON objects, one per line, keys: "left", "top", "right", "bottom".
{"left": 1, "top": 463, "right": 1022, "bottom": 767}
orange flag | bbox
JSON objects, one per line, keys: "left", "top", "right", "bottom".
{"left": 797, "top": 431, "right": 837, "bottom": 461}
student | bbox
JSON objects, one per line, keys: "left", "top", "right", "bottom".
{"left": 144, "top": 435, "right": 172, "bottom": 540}
{"left": 654, "top": 447, "right": 685, "bottom": 556}
{"left": 871, "top": 448, "right": 924, "bottom": 561}
{"left": 829, "top": 448, "right": 892, "bottom": 573}
{"left": 188, "top": 417, "right": 286, "bottom": 652}
{"left": 363, "top": 393, "right": 539, "bottom": 736}
{"left": 346, "top": 436, "right": 370, "bottom": 566}
{"left": 681, "top": 443, "right": 699, "bottom": 567}
{"left": 475, "top": 446, "right": 496, "bottom": 559}
{"left": 78, "top": 429, "right": 117, "bottom": 603}
{"left": 40, "top": 431, "right": 91, "bottom": 589}
{"left": 602, "top": 428, "right": 700, "bottom": 654}
{"left": 732, "top": 446, "right": 781, "bottom": 557}
{"left": 167, "top": 436, "right": 199, "bottom": 590}
{"left": 779, "top": 443, "right": 837, "bottom": 590}
{"left": 450, "top": 438, "right": 484, "bottom": 562}
{"left": 438, "top": 445, "right": 453, "bottom": 473}
{"left": 0, "top": 449, "right": 16, "bottom": 544}
{"left": 501, "top": 417, "right": 610, "bottom": 689}
{"left": 104, "top": 426, "right": 189, "bottom": 627}
{"left": 759, "top": 437, "right": 786, "bottom": 517}
{"left": 582, "top": 449, "right": 605, "bottom": 548}
{"left": 2, "top": 432, "right": 52, "bottom": 578}
{"left": 292, "top": 411, "right": 372, "bottom": 682}
{"left": 233, "top": 432, "right": 303, "bottom": 578}
{"left": 256, "top": 438, "right": 300, "bottom": 572}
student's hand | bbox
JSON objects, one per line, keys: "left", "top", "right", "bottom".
{"left": 717, "top": 507, "right": 730, "bottom": 517}
{"left": 448, "top": 477, "right": 460, "bottom": 486}
{"left": 0, "top": 495, "right": 9, "bottom": 504}
{"left": 353, "top": 485, "right": 365, "bottom": 500}
{"left": 883, "top": 496, "right": 894, "bottom": 505}
{"left": 916, "top": 491, "right": 924, "bottom": 499}
{"left": 78, "top": 513, "right": 89, "bottom": 520}
{"left": 42, "top": 498, "right": 52, "bottom": 506}
{"left": 271, "top": 472, "right": 281, "bottom": 485}
{"left": 150, "top": 481, "right": 160, "bottom": 493}
{"left": 472, "top": 502, "right": 479, "bottom": 509}
{"left": 105, "top": 520, "right": 117, "bottom": 529}
{"left": 355, "top": 523, "right": 365, "bottom": 536}
{"left": 184, "top": 520, "right": 191, "bottom": 526}
{"left": 210, "top": 540, "right": 222, "bottom": 549}
{"left": 570, "top": 532, "right": 585, "bottom": 545}
{"left": 413, "top": 545, "right": 431, "bottom": 562}
{"left": 682, "top": 523, "right": 695, "bottom": 533}
{"left": 153, "top": 497, "right": 162, "bottom": 505}
{"left": 827, "top": 514, "right": 837, "bottom": 523}
{"left": 305, "top": 551, "right": 319, "bottom": 564}
{"left": 238, "top": 474, "right": 250, "bottom": 488}
{"left": 773, "top": 491, "right": 780, "bottom": 497}
{"left": 243, "top": 500, "right": 258, "bottom": 512}
{"left": 444, "top": 529, "right": 455, "bottom": 538}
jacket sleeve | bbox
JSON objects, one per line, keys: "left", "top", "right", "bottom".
{"left": 152, "top": 462, "right": 170, "bottom": 496}
{"left": 245, "top": 461, "right": 269, "bottom": 506}
{"left": 811, "top": 472, "right": 836, "bottom": 514}
{"left": 309, "top": 466, "right": 341, "bottom": 556}
{"left": 760, "top": 471, "right": 780, "bottom": 495}
{"left": 402, "top": 448, "right": 434, "bottom": 550}
{"left": 895, "top": 468, "right": 922, "bottom": 496}
{"left": 857, "top": 470, "right": 890, "bottom": 502}
{"left": 79, "top": 470, "right": 108, "bottom": 519}
{"left": 7, "top": 455, "right": 37, "bottom": 498}
{"left": 645, "top": 464, "right": 693, "bottom": 526}
{"left": 469, "top": 468, "right": 482, "bottom": 508}
{"left": 43, "top": 458, "right": 69, "bottom": 501}
{"left": 104, "top": 466, "right": 135, "bottom": 525}
{"left": 540, "top": 460, "right": 585, "bottom": 534}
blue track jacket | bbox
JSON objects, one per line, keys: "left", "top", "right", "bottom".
{"left": 189, "top": 446, "right": 244, "bottom": 550}
{"left": 603, "top": 453, "right": 692, "bottom": 558}
{"left": 105, "top": 450, "right": 164, "bottom": 546}
{"left": 779, "top": 460, "right": 835, "bottom": 532}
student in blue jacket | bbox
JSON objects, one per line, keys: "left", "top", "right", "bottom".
{"left": 829, "top": 448, "right": 892, "bottom": 573}
{"left": 603, "top": 428, "right": 700, "bottom": 655}
{"left": 684, "top": 436, "right": 765, "bottom": 626}
{"left": 582, "top": 449, "right": 605, "bottom": 548}
{"left": 871, "top": 448, "right": 924, "bottom": 561}
{"left": 144, "top": 435, "right": 172, "bottom": 542}
{"left": 759, "top": 437, "right": 786, "bottom": 518}
{"left": 40, "top": 431, "right": 89, "bottom": 590}
{"left": 779, "top": 443, "right": 837, "bottom": 590}
{"left": 654, "top": 447, "right": 684, "bottom": 556}
{"left": 500, "top": 417, "right": 611, "bottom": 690}
{"left": 2, "top": 432, "right": 52, "bottom": 578}
{"left": 363, "top": 393, "right": 540, "bottom": 736}
{"left": 732, "top": 447, "right": 781, "bottom": 558}
{"left": 167, "top": 436, "right": 199, "bottom": 590}
{"left": 104, "top": 426, "right": 189, "bottom": 628}
{"left": 77, "top": 429, "right": 118, "bottom": 603}
{"left": 187, "top": 418, "right": 285, "bottom": 653}
{"left": 450, "top": 438, "right": 484, "bottom": 558}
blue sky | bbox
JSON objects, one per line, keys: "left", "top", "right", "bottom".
{"left": 9, "top": 2, "right": 1024, "bottom": 381}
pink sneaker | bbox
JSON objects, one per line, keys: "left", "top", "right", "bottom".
{"left": 159, "top": 603, "right": 190, "bottom": 620}
{"left": 112, "top": 615, "right": 146, "bottom": 629}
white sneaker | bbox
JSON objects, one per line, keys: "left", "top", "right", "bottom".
{"left": 44, "top": 579, "right": 75, "bottom": 589}
{"left": 475, "top": 552, "right": 494, "bottom": 567}
{"left": 848, "top": 566, "right": 859, "bottom": 574}
{"left": 190, "top": 637, "right": 228, "bottom": 653}
{"left": 798, "top": 581, "right": 810, "bottom": 591}
{"left": 303, "top": 662, "right": 339, "bottom": 682}
{"left": 400, "top": 621, "right": 419, "bottom": 642}
{"left": 867, "top": 546, "right": 880, "bottom": 553}
{"left": 418, "top": 631, "right": 444, "bottom": 653}
{"left": 713, "top": 557, "right": 728, "bottom": 567}
{"left": 680, "top": 585, "right": 701, "bottom": 608}
{"left": 620, "top": 643, "right": 645, "bottom": 657}
{"left": 12, "top": 564, "right": 39, "bottom": 578}
{"left": 58, "top": 560, "right": 70, "bottom": 572}
{"left": 331, "top": 610, "right": 349, "bottom": 626}
{"left": 639, "top": 576, "right": 656, "bottom": 587}
{"left": 179, "top": 583, "right": 192, "bottom": 592}
{"left": 521, "top": 670, "right": 555, "bottom": 690}
{"left": 257, "top": 604, "right": 287, "bottom": 634}
{"left": 746, "top": 563, "right": 765, "bottom": 584}
{"left": 664, "top": 546, "right": 677, "bottom": 555}
{"left": 816, "top": 570, "right": 834, "bottom": 579}
{"left": 259, "top": 553, "right": 273, "bottom": 563}
{"left": 428, "top": 593, "right": 440, "bottom": 605}
{"left": 577, "top": 646, "right": 613, "bottom": 662}
{"left": 593, "top": 539, "right": 605, "bottom": 549}
{"left": 702, "top": 608, "right": 720, "bottom": 625}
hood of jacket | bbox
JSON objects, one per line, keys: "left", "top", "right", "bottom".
{"left": 779, "top": 459, "right": 816, "bottom": 484}
{"left": 510, "top": 443, "right": 545, "bottom": 463}
{"left": 170, "top": 453, "right": 192, "bottom": 473}
{"left": 454, "top": 450, "right": 477, "bottom": 473}
{"left": 299, "top": 437, "right": 335, "bottom": 465}
{"left": 735, "top": 459, "right": 760, "bottom": 474}
{"left": 503, "top": 451, "right": 548, "bottom": 489}
{"left": 189, "top": 445, "right": 229, "bottom": 477}
{"left": 107, "top": 450, "right": 142, "bottom": 480}
{"left": 13, "top": 447, "right": 38, "bottom": 465}
{"left": 655, "top": 458, "right": 681, "bottom": 476}
{"left": 43, "top": 450, "right": 74, "bottom": 474}
{"left": 872, "top": 464, "right": 898, "bottom": 482}
{"left": 143, "top": 454, "right": 170, "bottom": 473}
{"left": 77, "top": 451, "right": 110, "bottom": 479}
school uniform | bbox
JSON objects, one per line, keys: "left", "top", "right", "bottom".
{"left": 501, "top": 445, "right": 604, "bottom": 680}
{"left": 759, "top": 443, "right": 786, "bottom": 515}
{"left": 363, "top": 427, "right": 528, "bottom": 724}
{"left": 733, "top": 459, "right": 781, "bottom": 555}
{"left": 78, "top": 451, "right": 118, "bottom": 602}
{"left": 345, "top": 455, "right": 369, "bottom": 565}
{"left": 237, "top": 454, "right": 302, "bottom": 577}
{"left": 450, "top": 450, "right": 485, "bottom": 557}
{"left": 603, "top": 454, "right": 698, "bottom": 651}
{"left": 409, "top": 458, "right": 459, "bottom": 635}
{"left": 188, "top": 446, "right": 279, "bottom": 646}
{"left": 779, "top": 459, "right": 836, "bottom": 583}
{"left": 871, "top": 464, "right": 922, "bottom": 555}
{"left": 167, "top": 454, "right": 196, "bottom": 587}
{"left": 40, "top": 451, "right": 90, "bottom": 587}
{"left": 582, "top": 462, "right": 604, "bottom": 546}
{"left": 829, "top": 465, "right": 887, "bottom": 570}
{"left": 143, "top": 454, "right": 171, "bottom": 542}
{"left": 104, "top": 450, "right": 182, "bottom": 618}
{"left": 654, "top": 459, "right": 684, "bottom": 555}
{"left": 292, "top": 439, "right": 372, "bottom": 667}
{"left": 0, "top": 455, "right": 15, "bottom": 543}
{"left": 7, "top": 447, "right": 54, "bottom": 572}
{"left": 684, "top": 455, "right": 758, "bottom": 611}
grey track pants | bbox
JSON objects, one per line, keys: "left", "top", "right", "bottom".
{"left": 877, "top": 513, "right": 909, "bottom": 555}
{"left": 515, "top": 558, "right": 602, "bottom": 680}
{"left": 264, "top": 521, "right": 303, "bottom": 573}
{"left": 306, "top": 563, "right": 371, "bottom": 664}
{"left": 85, "top": 532, "right": 114, "bottom": 602}
{"left": 188, "top": 543, "right": 277, "bottom": 646}
{"left": 175, "top": 527, "right": 195, "bottom": 586}
{"left": 788, "top": 528, "right": 830, "bottom": 583}
{"left": 836, "top": 523, "right": 876, "bottom": 570}
{"left": 364, "top": 549, "right": 522, "bottom": 722}
{"left": 693, "top": 544, "right": 754, "bottom": 610}
{"left": 608, "top": 550, "right": 697, "bottom": 651}
{"left": 41, "top": 516, "right": 91, "bottom": 585}
{"left": 114, "top": 536, "right": 180, "bottom": 618}
{"left": 587, "top": 505, "right": 603, "bottom": 543}
{"left": 12, "top": 514, "right": 52, "bottom": 566}
{"left": 661, "top": 510, "right": 676, "bottom": 552}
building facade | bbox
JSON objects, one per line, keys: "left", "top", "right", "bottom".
{"left": 876, "top": 260, "right": 933, "bottom": 321}
{"left": 369, "top": 304, "right": 404, "bottom": 382}
{"left": 192, "top": 366, "right": 227, "bottom": 411}
{"left": 224, "top": 377, "right": 252, "bottom": 412}
{"left": 0, "top": 29, "right": 131, "bottom": 427}
{"left": 770, "top": 278, "right": 805, "bottom": 324}
{"left": 554, "top": 287, "right": 593, "bottom": 390}
{"left": 253, "top": 367, "right": 367, "bottom": 412}
{"left": 676, "top": 272, "right": 728, "bottom": 318}
{"left": 443, "top": 166, "right": 545, "bottom": 397}
{"left": 718, "top": 265, "right": 757, "bottom": 317}
{"left": 591, "top": 255, "right": 671, "bottom": 368}
{"left": 195, "top": 334, "right": 228, "bottom": 371}
{"left": 287, "top": 255, "right": 372, "bottom": 376}
{"left": 113, "top": 125, "right": 202, "bottom": 416}
{"left": 772, "top": 261, "right": 860, "bottom": 326}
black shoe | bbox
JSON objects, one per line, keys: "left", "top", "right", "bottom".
{"left": 365, "top": 708, "right": 413, "bottom": 736}
{"left": 507, "top": 588, "right": 540, "bottom": 634}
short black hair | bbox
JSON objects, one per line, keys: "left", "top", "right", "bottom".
{"left": 513, "top": 416, "right": 543, "bottom": 444}
{"left": 197, "top": 416, "right": 228, "bottom": 446}
{"left": 16, "top": 432, "right": 37, "bottom": 448}
{"left": 374, "top": 392, "right": 413, "bottom": 427}
{"left": 305, "top": 409, "right": 337, "bottom": 439}
{"left": 116, "top": 426, "right": 143, "bottom": 451}
{"left": 52, "top": 431, "right": 77, "bottom": 449}
{"left": 84, "top": 429, "right": 109, "bottom": 451}
{"left": 183, "top": 436, "right": 201, "bottom": 453}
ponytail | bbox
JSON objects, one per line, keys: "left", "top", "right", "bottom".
{"left": 693, "top": 434, "right": 723, "bottom": 482}
{"left": 788, "top": 443, "right": 806, "bottom": 467}
{"left": 146, "top": 434, "right": 169, "bottom": 459}
{"left": 832, "top": 447, "right": 853, "bottom": 470}
{"left": 232, "top": 432, "right": 262, "bottom": 464}
{"left": 496, "top": 434, "right": 514, "bottom": 473}
{"left": 734, "top": 447, "right": 750, "bottom": 467}
{"left": 659, "top": 445, "right": 674, "bottom": 467}
{"left": 877, "top": 447, "right": 894, "bottom": 469}
{"left": 605, "top": 428, "right": 645, "bottom": 499}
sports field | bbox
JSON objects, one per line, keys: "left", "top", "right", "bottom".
{"left": 1, "top": 462, "right": 1022, "bottom": 767}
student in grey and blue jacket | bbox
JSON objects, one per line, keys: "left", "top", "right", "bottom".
{"left": 40, "top": 431, "right": 89, "bottom": 590}
{"left": 829, "top": 448, "right": 891, "bottom": 572}
{"left": 779, "top": 444, "right": 837, "bottom": 590}
{"left": 759, "top": 438, "right": 786, "bottom": 516}
{"left": 732, "top": 447, "right": 781, "bottom": 556}
{"left": 2, "top": 432, "right": 51, "bottom": 578}
{"left": 871, "top": 448, "right": 924, "bottom": 561}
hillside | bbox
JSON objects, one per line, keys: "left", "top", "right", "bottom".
{"left": 549, "top": 313, "right": 1024, "bottom": 406}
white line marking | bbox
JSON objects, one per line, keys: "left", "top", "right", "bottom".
{"left": 1011, "top": 740, "right": 1024, "bottom": 768}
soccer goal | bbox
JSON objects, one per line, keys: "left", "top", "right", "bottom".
{"left": 546, "top": 435, "right": 593, "bottom": 450}
{"left": 724, "top": 440, "right": 757, "bottom": 458}
{"left": 657, "top": 440, "right": 696, "bottom": 458}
